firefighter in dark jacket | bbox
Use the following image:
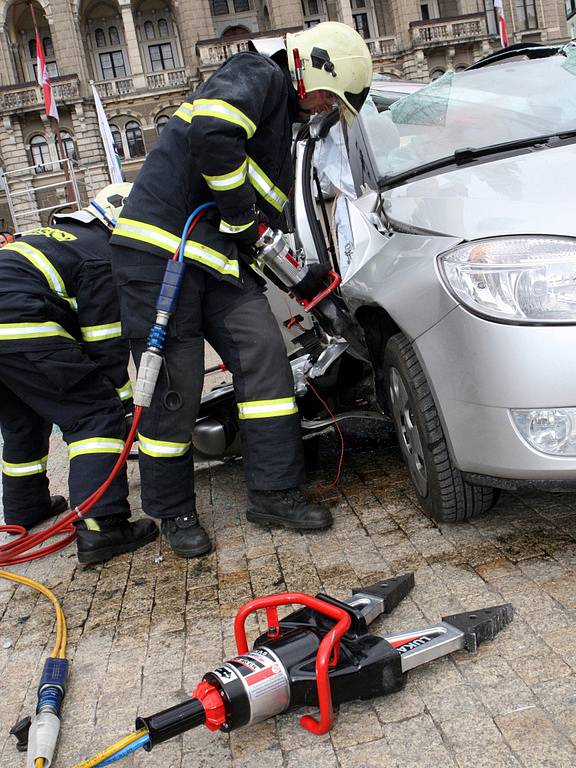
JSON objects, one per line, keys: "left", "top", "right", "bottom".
{"left": 0, "top": 183, "right": 158, "bottom": 564}
{"left": 110, "top": 22, "right": 372, "bottom": 558}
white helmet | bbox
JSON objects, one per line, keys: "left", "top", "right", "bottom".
{"left": 286, "top": 22, "right": 372, "bottom": 122}
{"left": 53, "top": 182, "right": 133, "bottom": 230}
{"left": 87, "top": 182, "right": 133, "bottom": 229}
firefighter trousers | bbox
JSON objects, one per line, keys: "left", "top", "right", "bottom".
{"left": 0, "top": 346, "right": 129, "bottom": 527}
{"left": 112, "top": 248, "right": 305, "bottom": 520}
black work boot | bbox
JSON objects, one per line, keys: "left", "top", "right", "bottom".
{"left": 6, "top": 495, "right": 68, "bottom": 533}
{"left": 247, "top": 488, "right": 333, "bottom": 530}
{"left": 75, "top": 516, "right": 159, "bottom": 564}
{"left": 161, "top": 514, "right": 212, "bottom": 558}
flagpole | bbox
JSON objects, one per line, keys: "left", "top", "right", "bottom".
{"left": 29, "top": 2, "right": 73, "bottom": 204}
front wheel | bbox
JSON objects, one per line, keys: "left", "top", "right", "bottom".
{"left": 383, "top": 333, "right": 499, "bottom": 523}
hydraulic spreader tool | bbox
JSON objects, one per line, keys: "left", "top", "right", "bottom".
{"left": 76, "top": 574, "right": 513, "bottom": 766}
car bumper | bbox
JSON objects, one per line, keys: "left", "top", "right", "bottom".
{"left": 415, "top": 306, "right": 576, "bottom": 481}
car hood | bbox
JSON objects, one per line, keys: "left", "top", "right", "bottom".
{"left": 385, "top": 142, "right": 576, "bottom": 240}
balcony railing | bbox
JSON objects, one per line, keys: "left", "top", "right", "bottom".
{"left": 0, "top": 75, "right": 80, "bottom": 113}
{"left": 366, "top": 36, "right": 398, "bottom": 58}
{"left": 410, "top": 12, "right": 489, "bottom": 46}
{"left": 146, "top": 68, "right": 188, "bottom": 90}
{"left": 197, "top": 26, "right": 301, "bottom": 71}
{"left": 93, "top": 77, "right": 135, "bottom": 98}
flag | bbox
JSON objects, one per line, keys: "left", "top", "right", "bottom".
{"left": 494, "top": 0, "right": 509, "bottom": 47}
{"left": 91, "top": 82, "right": 124, "bottom": 184}
{"left": 35, "top": 30, "right": 58, "bottom": 120}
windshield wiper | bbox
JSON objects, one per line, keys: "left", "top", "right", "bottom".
{"left": 379, "top": 128, "right": 576, "bottom": 190}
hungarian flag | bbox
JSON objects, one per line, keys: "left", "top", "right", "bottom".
{"left": 494, "top": 0, "right": 509, "bottom": 47}
{"left": 36, "top": 30, "right": 59, "bottom": 120}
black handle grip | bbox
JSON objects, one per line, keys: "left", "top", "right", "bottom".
{"left": 136, "top": 698, "right": 206, "bottom": 750}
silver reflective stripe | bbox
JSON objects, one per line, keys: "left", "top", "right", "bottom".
{"left": 2, "top": 454, "right": 49, "bottom": 477}
{"left": 237, "top": 397, "right": 298, "bottom": 420}
{"left": 68, "top": 437, "right": 125, "bottom": 460}
{"left": 219, "top": 219, "right": 254, "bottom": 235}
{"left": 116, "top": 380, "right": 133, "bottom": 402}
{"left": 81, "top": 322, "right": 122, "bottom": 342}
{"left": 202, "top": 159, "right": 248, "bottom": 191}
{"left": 138, "top": 433, "right": 191, "bottom": 458}
{"left": 0, "top": 322, "right": 74, "bottom": 340}
{"left": 177, "top": 99, "right": 257, "bottom": 138}
{"left": 5, "top": 242, "right": 77, "bottom": 309}
{"left": 247, "top": 158, "right": 288, "bottom": 212}
{"left": 114, "top": 218, "right": 240, "bottom": 278}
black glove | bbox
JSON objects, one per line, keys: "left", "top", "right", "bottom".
{"left": 291, "top": 263, "right": 331, "bottom": 300}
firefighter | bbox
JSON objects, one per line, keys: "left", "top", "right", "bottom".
{"left": 0, "top": 183, "right": 158, "bottom": 564}
{"left": 110, "top": 22, "right": 372, "bottom": 558}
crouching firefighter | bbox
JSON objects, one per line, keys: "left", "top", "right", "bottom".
{"left": 110, "top": 22, "right": 372, "bottom": 557}
{"left": 0, "top": 183, "right": 158, "bottom": 564}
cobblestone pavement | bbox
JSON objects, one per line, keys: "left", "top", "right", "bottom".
{"left": 3, "top": 423, "right": 576, "bottom": 768}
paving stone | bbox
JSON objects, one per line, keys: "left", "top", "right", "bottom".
{"left": 495, "top": 706, "right": 576, "bottom": 767}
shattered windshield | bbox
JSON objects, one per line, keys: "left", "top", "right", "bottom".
{"left": 360, "top": 49, "right": 576, "bottom": 184}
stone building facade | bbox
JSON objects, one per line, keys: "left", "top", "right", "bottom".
{"left": 0, "top": 0, "right": 570, "bottom": 231}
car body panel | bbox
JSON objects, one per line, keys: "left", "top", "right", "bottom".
{"left": 416, "top": 306, "right": 576, "bottom": 478}
{"left": 384, "top": 142, "right": 576, "bottom": 239}
{"left": 340, "top": 199, "right": 461, "bottom": 339}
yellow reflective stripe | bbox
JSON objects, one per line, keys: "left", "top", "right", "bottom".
{"left": 114, "top": 218, "right": 240, "bottom": 278}
{"left": 137, "top": 433, "right": 191, "bottom": 458}
{"left": 175, "top": 99, "right": 256, "bottom": 138}
{"left": 237, "top": 397, "right": 298, "bottom": 420}
{"left": 68, "top": 437, "right": 125, "bottom": 460}
{"left": 81, "top": 322, "right": 122, "bottom": 342}
{"left": 247, "top": 157, "right": 288, "bottom": 212}
{"left": 0, "top": 322, "right": 74, "bottom": 341}
{"left": 202, "top": 159, "right": 248, "bottom": 191}
{"left": 116, "top": 380, "right": 133, "bottom": 402}
{"left": 2, "top": 454, "right": 48, "bottom": 477}
{"left": 219, "top": 219, "right": 255, "bottom": 235}
{"left": 5, "top": 242, "right": 77, "bottom": 309}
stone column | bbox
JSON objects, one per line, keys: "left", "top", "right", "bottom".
{"left": 268, "top": 0, "right": 304, "bottom": 29}
{"left": 333, "top": 0, "right": 354, "bottom": 26}
{"left": 46, "top": 11, "right": 91, "bottom": 92}
{"left": 71, "top": 101, "right": 109, "bottom": 201}
{"left": 0, "top": 27, "right": 18, "bottom": 84}
{"left": 119, "top": 0, "right": 147, "bottom": 90}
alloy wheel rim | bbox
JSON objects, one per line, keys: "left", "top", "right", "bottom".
{"left": 389, "top": 367, "right": 428, "bottom": 496}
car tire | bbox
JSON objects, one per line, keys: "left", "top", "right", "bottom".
{"left": 383, "top": 333, "right": 499, "bottom": 523}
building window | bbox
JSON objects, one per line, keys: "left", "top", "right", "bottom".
{"left": 515, "top": 0, "right": 538, "bottom": 29}
{"left": 156, "top": 115, "right": 169, "bottom": 134}
{"left": 109, "top": 26, "right": 120, "bottom": 44}
{"left": 30, "top": 135, "right": 51, "bottom": 173}
{"left": 95, "top": 28, "right": 106, "bottom": 47}
{"left": 110, "top": 124, "right": 125, "bottom": 158}
{"left": 430, "top": 68, "right": 445, "bottom": 79}
{"left": 212, "top": 0, "right": 230, "bottom": 14}
{"left": 234, "top": 0, "right": 250, "bottom": 10}
{"left": 144, "top": 20, "right": 156, "bottom": 39}
{"left": 125, "top": 121, "right": 145, "bottom": 157}
{"left": 149, "top": 43, "right": 175, "bottom": 71}
{"left": 56, "top": 130, "right": 77, "bottom": 163}
{"left": 567, "top": 0, "right": 576, "bottom": 15}
{"left": 43, "top": 37, "right": 54, "bottom": 57}
{"left": 353, "top": 12, "right": 370, "bottom": 38}
{"left": 158, "top": 18, "right": 169, "bottom": 36}
{"left": 99, "top": 51, "right": 127, "bottom": 79}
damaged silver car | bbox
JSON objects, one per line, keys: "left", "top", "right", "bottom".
{"left": 195, "top": 44, "right": 576, "bottom": 523}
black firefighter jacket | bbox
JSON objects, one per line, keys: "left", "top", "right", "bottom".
{"left": 110, "top": 50, "right": 299, "bottom": 284}
{"left": 0, "top": 220, "right": 132, "bottom": 404}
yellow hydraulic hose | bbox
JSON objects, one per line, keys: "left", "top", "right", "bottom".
{"left": 0, "top": 569, "right": 67, "bottom": 657}
{"left": 71, "top": 728, "right": 150, "bottom": 768}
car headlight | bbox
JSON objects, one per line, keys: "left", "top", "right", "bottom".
{"left": 438, "top": 236, "right": 576, "bottom": 323}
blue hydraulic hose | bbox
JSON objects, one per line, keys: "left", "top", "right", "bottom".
{"left": 178, "top": 202, "right": 217, "bottom": 262}
{"left": 93, "top": 734, "right": 151, "bottom": 766}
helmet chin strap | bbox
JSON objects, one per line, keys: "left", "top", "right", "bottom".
{"left": 292, "top": 48, "right": 306, "bottom": 99}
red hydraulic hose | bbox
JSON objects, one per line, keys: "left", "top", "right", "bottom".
{"left": 0, "top": 407, "right": 143, "bottom": 566}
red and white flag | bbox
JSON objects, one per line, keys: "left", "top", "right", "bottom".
{"left": 35, "top": 30, "right": 59, "bottom": 120}
{"left": 494, "top": 0, "right": 509, "bottom": 47}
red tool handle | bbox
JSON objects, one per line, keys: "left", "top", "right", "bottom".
{"left": 234, "top": 592, "right": 351, "bottom": 735}
{"left": 298, "top": 270, "right": 341, "bottom": 312}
